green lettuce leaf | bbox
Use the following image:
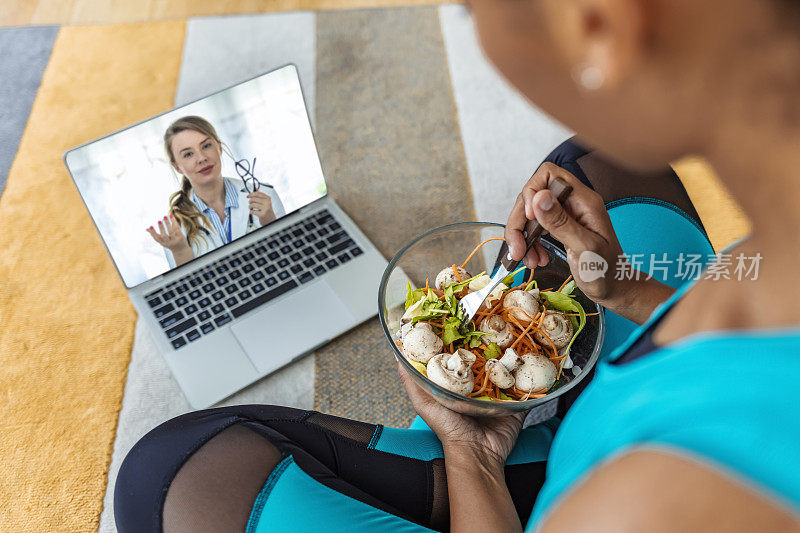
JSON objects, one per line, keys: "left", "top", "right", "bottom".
{"left": 404, "top": 282, "right": 426, "bottom": 310}
{"left": 443, "top": 284, "right": 458, "bottom": 316}
{"left": 562, "top": 300, "right": 586, "bottom": 368}
{"left": 539, "top": 289, "right": 576, "bottom": 311}
{"left": 441, "top": 316, "right": 464, "bottom": 345}
{"left": 484, "top": 342, "right": 502, "bottom": 360}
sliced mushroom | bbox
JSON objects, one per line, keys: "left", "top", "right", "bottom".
{"left": 402, "top": 323, "right": 443, "bottom": 364}
{"left": 398, "top": 321, "right": 414, "bottom": 342}
{"left": 498, "top": 347, "right": 523, "bottom": 372}
{"left": 533, "top": 310, "right": 573, "bottom": 349}
{"left": 435, "top": 266, "right": 471, "bottom": 291}
{"left": 502, "top": 290, "right": 541, "bottom": 323}
{"left": 486, "top": 348, "right": 523, "bottom": 389}
{"left": 513, "top": 353, "right": 557, "bottom": 392}
{"left": 479, "top": 315, "right": 513, "bottom": 348}
{"left": 426, "top": 349, "right": 476, "bottom": 395}
{"left": 485, "top": 359, "right": 514, "bottom": 389}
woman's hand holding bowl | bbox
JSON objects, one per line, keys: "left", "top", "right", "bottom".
{"left": 397, "top": 362, "right": 524, "bottom": 468}
{"left": 398, "top": 363, "right": 527, "bottom": 532}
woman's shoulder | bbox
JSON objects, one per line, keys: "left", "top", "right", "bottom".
{"left": 536, "top": 447, "right": 800, "bottom": 532}
{"left": 534, "top": 331, "right": 800, "bottom": 528}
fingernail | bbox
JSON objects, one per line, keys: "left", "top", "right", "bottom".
{"left": 508, "top": 243, "right": 516, "bottom": 258}
{"left": 539, "top": 191, "right": 554, "bottom": 211}
{"left": 169, "top": 214, "right": 174, "bottom": 219}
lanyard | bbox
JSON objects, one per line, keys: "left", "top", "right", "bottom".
{"left": 225, "top": 211, "right": 232, "bottom": 244}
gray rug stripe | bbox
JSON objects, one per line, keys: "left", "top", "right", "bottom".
{"left": 0, "top": 26, "right": 59, "bottom": 199}
{"left": 314, "top": 6, "right": 475, "bottom": 427}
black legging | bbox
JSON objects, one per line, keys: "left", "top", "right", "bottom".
{"left": 115, "top": 138, "right": 706, "bottom": 532}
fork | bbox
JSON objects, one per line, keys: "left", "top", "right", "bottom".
{"left": 457, "top": 177, "right": 573, "bottom": 331}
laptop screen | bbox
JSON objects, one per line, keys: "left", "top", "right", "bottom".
{"left": 65, "top": 65, "right": 326, "bottom": 289}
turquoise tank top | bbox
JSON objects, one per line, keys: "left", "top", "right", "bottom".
{"left": 527, "top": 277, "right": 800, "bottom": 527}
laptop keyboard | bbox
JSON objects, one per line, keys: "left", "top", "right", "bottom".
{"left": 144, "top": 209, "right": 364, "bottom": 349}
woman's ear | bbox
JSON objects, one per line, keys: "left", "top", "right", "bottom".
{"left": 571, "top": 0, "right": 647, "bottom": 92}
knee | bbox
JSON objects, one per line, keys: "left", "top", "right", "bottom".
{"left": 541, "top": 137, "right": 594, "bottom": 190}
{"left": 543, "top": 137, "right": 589, "bottom": 167}
{"left": 114, "top": 410, "right": 239, "bottom": 532}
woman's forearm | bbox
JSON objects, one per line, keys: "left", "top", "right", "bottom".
{"left": 444, "top": 445, "right": 523, "bottom": 533}
{"left": 599, "top": 276, "right": 676, "bottom": 325}
{"left": 171, "top": 246, "right": 195, "bottom": 267}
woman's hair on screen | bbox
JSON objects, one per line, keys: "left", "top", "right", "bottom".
{"left": 163, "top": 116, "right": 218, "bottom": 250}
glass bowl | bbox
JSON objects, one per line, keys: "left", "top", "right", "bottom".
{"left": 377, "top": 222, "right": 605, "bottom": 417}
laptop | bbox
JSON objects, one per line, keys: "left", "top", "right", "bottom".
{"left": 64, "top": 64, "right": 387, "bottom": 408}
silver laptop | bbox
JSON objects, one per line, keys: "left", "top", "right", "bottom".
{"left": 64, "top": 65, "right": 387, "bottom": 408}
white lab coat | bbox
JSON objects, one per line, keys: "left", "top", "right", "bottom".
{"left": 165, "top": 177, "right": 285, "bottom": 268}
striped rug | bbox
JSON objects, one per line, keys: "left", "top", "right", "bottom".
{"left": 0, "top": 7, "right": 749, "bottom": 531}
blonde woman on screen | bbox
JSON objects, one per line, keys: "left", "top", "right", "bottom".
{"left": 146, "top": 115, "right": 286, "bottom": 268}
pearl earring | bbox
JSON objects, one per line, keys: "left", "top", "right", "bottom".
{"left": 573, "top": 63, "right": 604, "bottom": 91}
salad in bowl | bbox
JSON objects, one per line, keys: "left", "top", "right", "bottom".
{"left": 378, "top": 222, "right": 605, "bottom": 415}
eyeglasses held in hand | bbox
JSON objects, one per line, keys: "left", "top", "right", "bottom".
{"left": 235, "top": 156, "right": 275, "bottom": 228}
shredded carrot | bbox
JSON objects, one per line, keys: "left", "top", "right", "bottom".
{"left": 556, "top": 274, "right": 573, "bottom": 293}
{"left": 460, "top": 237, "right": 507, "bottom": 269}
{"left": 538, "top": 305, "right": 548, "bottom": 327}
{"left": 502, "top": 305, "right": 537, "bottom": 323}
{"left": 452, "top": 264, "right": 463, "bottom": 283}
{"left": 509, "top": 317, "right": 538, "bottom": 351}
{"left": 470, "top": 370, "right": 491, "bottom": 397}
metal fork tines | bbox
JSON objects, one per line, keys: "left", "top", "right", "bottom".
{"left": 456, "top": 177, "right": 573, "bottom": 331}
{"left": 457, "top": 264, "right": 510, "bottom": 329}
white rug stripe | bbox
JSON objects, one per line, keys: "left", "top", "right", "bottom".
{"left": 438, "top": 5, "right": 571, "bottom": 225}
{"left": 175, "top": 12, "right": 317, "bottom": 124}
{"left": 99, "top": 13, "right": 317, "bottom": 532}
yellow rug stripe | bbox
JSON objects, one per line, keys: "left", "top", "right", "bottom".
{"left": 672, "top": 156, "right": 751, "bottom": 251}
{"left": 4, "top": 0, "right": 451, "bottom": 26}
{"left": 0, "top": 22, "right": 184, "bottom": 531}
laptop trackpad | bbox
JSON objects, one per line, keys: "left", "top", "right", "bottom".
{"left": 231, "top": 281, "right": 356, "bottom": 374}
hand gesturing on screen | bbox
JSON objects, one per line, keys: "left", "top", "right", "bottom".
{"left": 248, "top": 190, "right": 276, "bottom": 225}
{"left": 147, "top": 215, "right": 190, "bottom": 253}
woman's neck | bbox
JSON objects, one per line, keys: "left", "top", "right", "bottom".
{"left": 651, "top": 118, "right": 800, "bottom": 343}
{"left": 705, "top": 117, "right": 800, "bottom": 252}
{"left": 192, "top": 178, "right": 226, "bottom": 212}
